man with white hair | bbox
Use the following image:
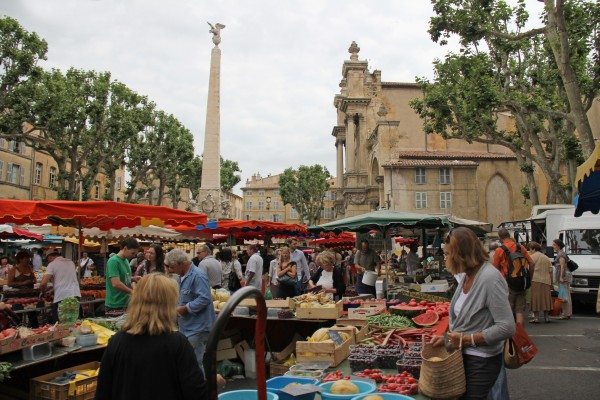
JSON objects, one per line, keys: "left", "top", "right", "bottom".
{"left": 165, "top": 248, "right": 215, "bottom": 372}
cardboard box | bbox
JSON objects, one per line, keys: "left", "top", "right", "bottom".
{"left": 217, "top": 337, "right": 235, "bottom": 351}
{"left": 272, "top": 333, "right": 302, "bottom": 362}
{"left": 0, "top": 325, "right": 70, "bottom": 355}
{"left": 216, "top": 347, "right": 238, "bottom": 361}
{"left": 295, "top": 300, "right": 343, "bottom": 320}
{"left": 238, "top": 298, "right": 295, "bottom": 309}
{"left": 347, "top": 303, "right": 386, "bottom": 319}
{"left": 420, "top": 280, "right": 450, "bottom": 293}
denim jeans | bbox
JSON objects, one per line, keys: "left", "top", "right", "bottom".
{"left": 188, "top": 331, "right": 210, "bottom": 375}
{"left": 462, "top": 353, "right": 502, "bottom": 400}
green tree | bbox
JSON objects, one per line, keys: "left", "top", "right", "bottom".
{"left": 427, "top": 0, "right": 599, "bottom": 157}
{"left": 412, "top": 0, "right": 599, "bottom": 203}
{"left": 14, "top": 68, "right": 112, "bottom": 200}
{"left": 220, "top": 157, "right": 241, "bottom": 192}
{"left": 102, "top": 82, "right": 154, "bottom": 200}
{"left": 279, "top": 165, "right": 331, "bottom": 225}
{"left": 0, "top": 16, "right": 48, "bottom": 138}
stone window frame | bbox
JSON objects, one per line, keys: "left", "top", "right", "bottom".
{"left": 258, "top": 201, "right": 265, "bottom": 210}
{"left": 290, "top": 208, "right": 299, "bottom": 219}
{"left": 440, "top": 191, "right": 452, "bottom": 209}
{"left": 415, "top": 168, "right": 426, "bottom": 185}
{"left": 94, "top": 181, "right": 101, "bottom": 199}
{"left": 273, "top": 214, "right": 282, "bottom": 222}
{"left": 34, "top": 163, "right": 43, "bottom": 185}
{"left": 258, "top": 189, "right": 265, "bottom": 196}
{"left": 49, "top": 167, "right": 57, "bottom": 188}
{"left": 245, "top": 201, "right": 252, "bottom": 210}
{"left": 415, "top": 191, "right": 427, "bottom": 209}
{"left": 439, "top": 168, "right": 451, "bottom": 185}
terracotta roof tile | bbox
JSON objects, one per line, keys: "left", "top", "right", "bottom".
{"left": 396, "top": 150, "right": 515, "bottom": 160}
{"left": 383, "top": 159, "right": 479, "bottom": 168}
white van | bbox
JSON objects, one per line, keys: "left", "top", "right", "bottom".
{"left": 504, "top": 206, "right": 600, "bottom": 304}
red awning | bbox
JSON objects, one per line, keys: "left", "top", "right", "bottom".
{"left": 0, "top": 200, "right": 207, "bottom": 230}
{"left": 0, "top": 224, "right": 44, "bottom": 241}
{"left": 309, "top": 232, "right": 356, "bottom": 247}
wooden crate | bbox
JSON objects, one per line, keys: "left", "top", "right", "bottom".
{"left": 335, "top": 316, "right": 369, "bottom": 328}
{"left": 238, "top": 298, "right": 294, "bottom": 309}
{"left": 30, "top": 361, "right": 100, "bottom": 400}
{"left": 296, "top": 334, "right": 351, "bottom": 367}
{"left": 295, "top": 300, "right": 343, "bottom": 320}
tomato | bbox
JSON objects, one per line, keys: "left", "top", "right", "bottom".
{"left": 411, "top": 383, "right": 419, "bottom": 393}
{"left": 407, "top": 377, "right": 416, "bottom": 384}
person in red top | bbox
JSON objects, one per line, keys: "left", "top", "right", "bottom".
{"left": 492, "top": 228, "right": 533, "bottom": 325}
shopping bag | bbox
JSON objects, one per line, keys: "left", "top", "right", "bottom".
{"left": 513, "top": 322, "right": 537, "bottom": 365}
{"left": 503, "top": 338, "right": 520, "bottom": 369}
{"left": 550, "top": 296, "right": 563, "bottom": 316}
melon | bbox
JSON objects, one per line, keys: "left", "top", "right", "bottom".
{"left": 412, "top": 310, "right": 440, "bottom": 327}
{"left": 389, "top": 304, "right": 428, "bottom": 317}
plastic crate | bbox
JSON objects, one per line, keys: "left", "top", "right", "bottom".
{"left": 30, "top": 361, "right": 100, "bottom": 400}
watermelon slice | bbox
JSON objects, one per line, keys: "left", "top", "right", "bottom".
{"left": 412, "top": 310, "right": 440, "bottom": 327}
{"left": 389, "top": 304, "right": 428, "bottom": 317}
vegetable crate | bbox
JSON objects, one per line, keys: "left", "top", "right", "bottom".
{"left": 30, "top": 361, "right": 100, "bottom": 400}
{"left": 347, "top": 301, "right": 386, "bottom": 319}
{"left": 0, "top": 325, "right": 71, "bottom": 355}
{"left": 296, "top": 331, "right": 351, "bottom": 367}
{"left": 295, "top": 300, "right": 343, "bottom": 320}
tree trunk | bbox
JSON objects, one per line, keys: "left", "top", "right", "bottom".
{"left": 157, "top": 178, "right": 165, "bottom": 206}
{"left": 545, "top": 0, "right": 595, "bottom": 157}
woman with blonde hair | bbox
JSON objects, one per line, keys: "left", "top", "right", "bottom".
{"left": 275, "top": 247, "right": 298, "bottom": 298}
{"left": 430, "top": 227, "right": 515, "bottom": 399}
{"left": 528, "top": 241, "right": 554, "bottom": 323}
{"left": 95, "top": 273, "right": 206, "bottom": 400}
{"left": 307, "top": 251, "right": 346, "bottom": 300}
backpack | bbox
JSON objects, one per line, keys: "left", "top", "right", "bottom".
{"left": 501, "top": 244, "right": 531, "bottom": 292}
{"left": 567, "top": 258, "right": 579, "bottom": 272}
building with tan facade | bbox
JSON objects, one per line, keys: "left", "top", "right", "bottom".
{"left": 330, "top": 42, "right": 534, "bottom": 226}
{"left": 241, "top": 173, "right": 336, "bottom": 224}
{"left": 0, "top": 137, "right": 126, "bottom": 202}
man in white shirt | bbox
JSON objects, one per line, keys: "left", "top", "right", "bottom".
{"left": 197, "top": 244, "right": 223, "bottom": 288}
{"left": 245, "top": 244, "right": 263, "bottom": 289}
{"left": 40, "top": 252, "right": 81, "bottom": 323}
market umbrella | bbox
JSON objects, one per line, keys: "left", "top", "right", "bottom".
{"left": 574, "top": 142, "right": 600, "bottom": 217}
{"left": 308, "top": 232, "right": 356, "bottom": 248}
{"left": 443, "top": 215, "right": 493, "bottom": 235}
{"left": 309, "top": 210, "right": 451, "bottom": 234}
{"left": 23, "top": 224, "right": 184, "bottom": 241}
{"left": 310, "top": 210, "right": 451, "bottom": 281}
{"left": 0, "top": 224, "right": 43, "bottom": 241}
{"left": 0, "top": 200, "right": 207, "bottom": 261}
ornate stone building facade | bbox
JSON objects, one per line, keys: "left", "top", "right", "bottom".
{"left": 331, "top": 42, "right": 530, "bottom": 225}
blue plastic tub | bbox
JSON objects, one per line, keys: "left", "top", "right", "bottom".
{"left": 266, "top": 376, "right": 319, "bottom": 400}
{"left": 218, "top": 389, "right": 279, "bottom": 400}
{"left": 351, "top": 393, "right": 415, "bottom": 400}
{"left": 319, "top": 380, "right": 377, "bottom": 400}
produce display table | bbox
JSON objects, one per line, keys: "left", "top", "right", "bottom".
{"left": 325, "top": 358, "right": 430, "bottom": 400}
{"left": 227, "top": 314, "right": 334, "bottom": 352}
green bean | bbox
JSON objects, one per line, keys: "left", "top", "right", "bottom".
{"left": 367, "top": 314, "right": 414, "bottom": 329}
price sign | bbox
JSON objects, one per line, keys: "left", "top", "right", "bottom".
{"left": 328, "top": 330, "right": 344, "bottom": 346}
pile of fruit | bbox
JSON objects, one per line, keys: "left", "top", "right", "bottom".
{"left": 5, "top": 297, "right": 46, "bottom": 310}
{"left": 293, "top": 293, "right": 336, "bottom": 308}
{"left": 322, "top": 370, "right": 350, "bottom": 382}
{"left": 80, "top": 277, "right": 105, "bottom": 289}
{"left": 349, "top": 344, "right": 404, "bottom": 370}
{"left": 306, "top": 327, "right": 351, "bottom": 343}
{"left": 211, "top": 289, "right": 230, "bottom": 311}
{"left": 80, "top": 290, "right": 106, "bottom": 299}
{"left": 0, "top": 324, "right": 58, "bottom": 341}
{"left": 378, "top": 371, "right": 419, "bottom": 396}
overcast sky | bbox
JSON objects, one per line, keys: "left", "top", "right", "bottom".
{"left": 2, "top": 0, "right": 544, "bottom": 194}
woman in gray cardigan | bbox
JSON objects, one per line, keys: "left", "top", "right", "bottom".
{"left": 431, "top": 227, "right": 516, "bottom": 399}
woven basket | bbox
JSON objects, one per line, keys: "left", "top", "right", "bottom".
{"left": 418, "top": 335, "right": 466, "bottom": 400}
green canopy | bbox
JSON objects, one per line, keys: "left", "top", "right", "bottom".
{"left": 309, "top": 210, "right": 451, "bottom": 234}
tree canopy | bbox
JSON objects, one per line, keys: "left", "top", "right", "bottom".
{"left": 279, "top": 165, "right": 331, "bottom": 225}
{"left": 411, "top": 0, "right": 599, "bottom": 204}
{"left": 0, "top": 16, "right": 242, "bottom": 206}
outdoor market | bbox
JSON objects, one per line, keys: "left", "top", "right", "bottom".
{"left": 1, "top": 195, "right": 595, "bottom": 400}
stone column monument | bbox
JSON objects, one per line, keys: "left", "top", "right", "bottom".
{"left": 198, "top": 22, "right": 230, "bottom": 218}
